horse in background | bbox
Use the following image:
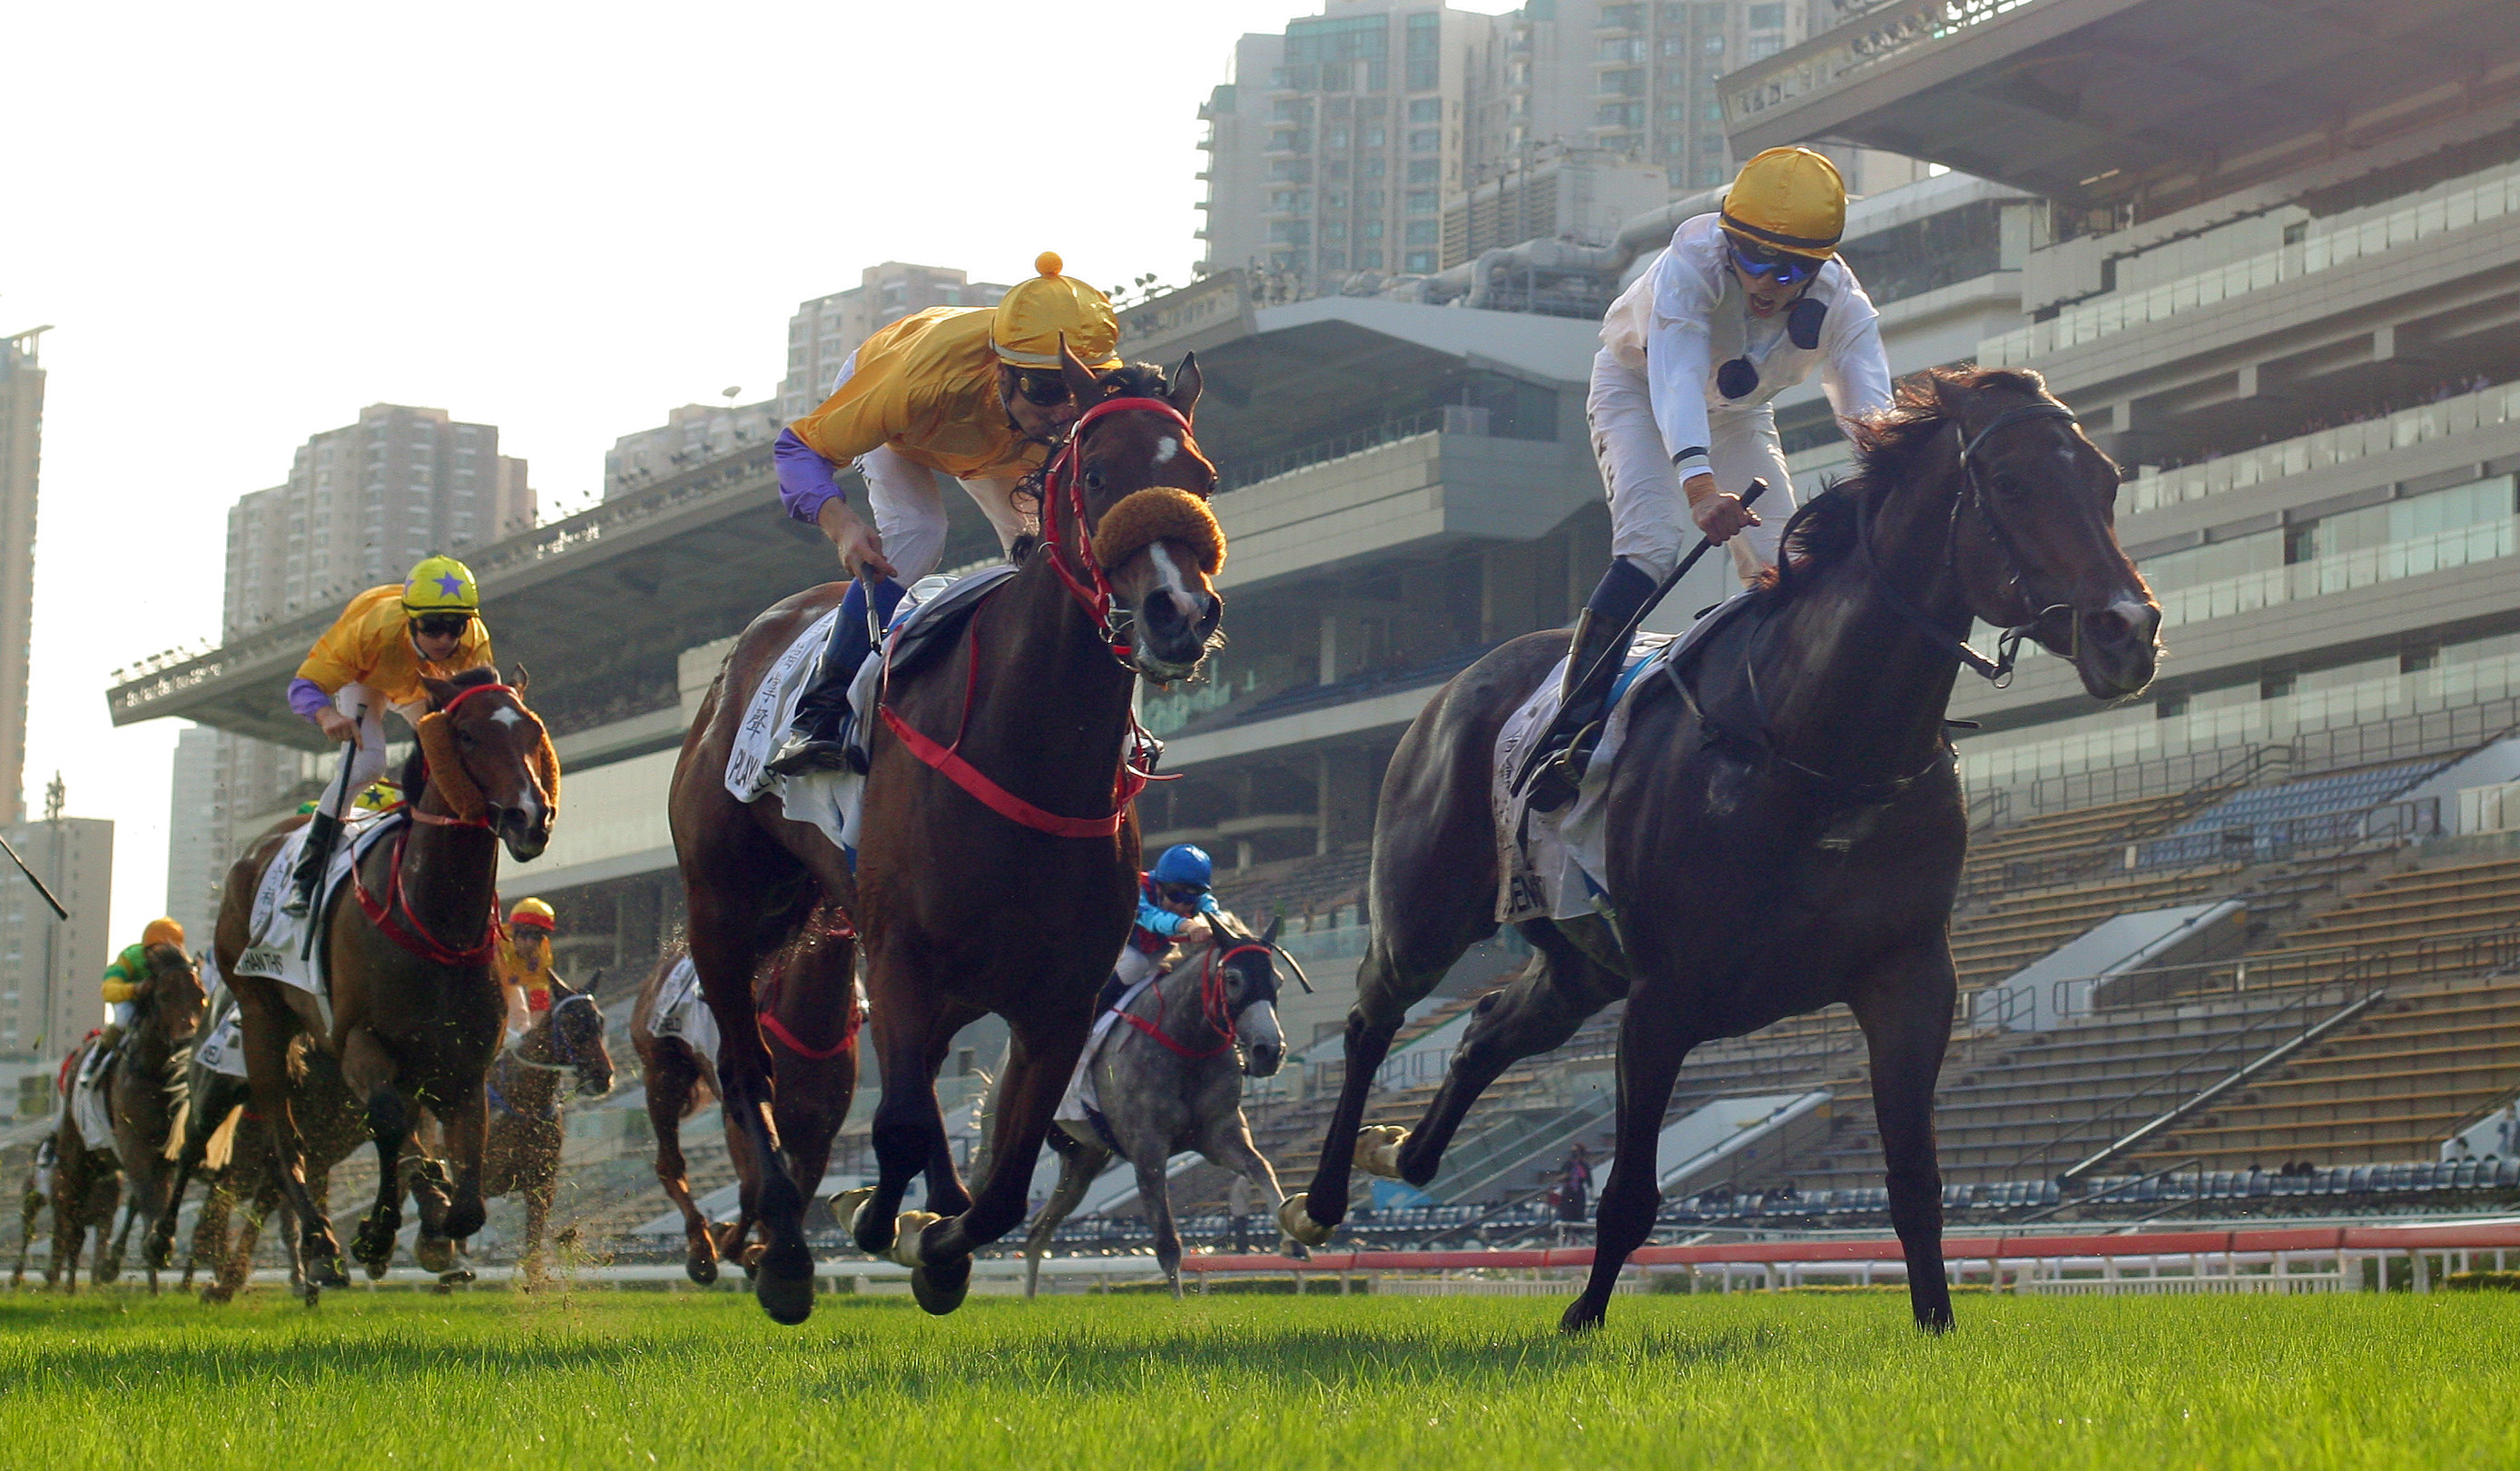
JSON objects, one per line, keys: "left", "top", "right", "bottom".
{"left": 1021, "top": 915, "right": 1304, "bottom": 1297}
{"left": 629, "top": 916, "right": 860, "bottom": 1287}
{"left": 1287, "top": 369, "right": 2161, "bottom": 1335}
{"left": 477, "top": 971, "right": 615, "bottom": 1283}
{"left": 11, "top": 943, "right": 203, "bottom": 1291}
{"left": 221, "top": 666, "right": 558, "bottom": 1293}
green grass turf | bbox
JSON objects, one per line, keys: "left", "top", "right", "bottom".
{"left": 1, "top": 1286, "right": 2513, "bottom": 1469}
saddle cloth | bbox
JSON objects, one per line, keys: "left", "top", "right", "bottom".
{"left": 229, "top": 810, "right": 409, "bottom": 1024}
{"left": 192, "top": 953, "right": 250, "bottom": 1081}
{"left": 1491, "top": 589, "right": 1758, "bottom": 924}
{"left": 1055, "top": 972, "right": 1158, "bottom": 1130}
{"left": 648, "top": 954, "right": 722, "bottom": 1071}
{"left": 68, "top": 1045, "right": 114, "bottom": 1154}
{"left": 723, "top": 564, "right": 1021, "bottom": 857}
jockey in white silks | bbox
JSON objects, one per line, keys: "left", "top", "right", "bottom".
{"left": 1521, "top": 145, "right": 1895, "bottom": 811}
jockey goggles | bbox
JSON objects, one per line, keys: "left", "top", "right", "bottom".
{"left": 410, "top": 612, "right": 471, "bottom": 638}
{"left": 1728, "top": 238, "right": 1821, "bottom": 287}
{"left": 1157, "top": 883, "right": 1209, "bottom": 907}
{"left": 1012, "top": 369, "right": 1077, "bottom": 407}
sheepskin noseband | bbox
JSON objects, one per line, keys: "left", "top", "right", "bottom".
{"left": 1090, "top": 487, "right": 1227, "bottom": 576}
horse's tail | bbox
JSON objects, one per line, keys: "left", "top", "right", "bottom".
{"left": 162, "top": 1098, "right": 189, "bottom": 1161}
{"left": 201, "top": 1105, "right": 244, "bottom": 1173}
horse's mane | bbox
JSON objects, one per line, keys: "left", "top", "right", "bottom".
{"left": 1767, "top": 365, "right": 2053, "bottom": 595}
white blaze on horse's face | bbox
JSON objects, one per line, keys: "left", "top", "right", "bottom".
{"left": 1126, "top": 542, "right": 1216, "bottom": 681}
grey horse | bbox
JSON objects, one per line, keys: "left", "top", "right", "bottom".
{"left": 1022, "top": 914, "right": 1306, "bottom": 1297}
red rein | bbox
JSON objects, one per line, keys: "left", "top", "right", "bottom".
{"left": 876, "top": 396, "right": 1195, "bottom": 839}
{"left": 1118, "top": 943, "right": 1265, "bottom": 1061}
{"left": 350, "top": 681, "right": 516, "bottom": 967}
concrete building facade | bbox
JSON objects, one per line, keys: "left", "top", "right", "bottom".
{"left": 606, "top": 400, "right": 781, "bottom": 501}
{"left": 0, "top": 328, "right": 45, "bottom": 828}
{"left": 0, "top": 806, "right": 113, "bottom": 1061}
{"left": 162, "top": 726, "right": 224, "bottom": 950}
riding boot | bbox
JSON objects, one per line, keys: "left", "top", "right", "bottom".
{"left": 1519, "top": 558, "right": 1659, "bottom": 813}
{"left": 767, "top": 577, "right": 902, "bottom": 777}
{"left": 282, "top": 813, "right": 344, "bottom": 917}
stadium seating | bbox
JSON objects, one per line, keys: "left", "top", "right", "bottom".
{"left": 2136, "top": 758, "right": 2447, "bottom": 868}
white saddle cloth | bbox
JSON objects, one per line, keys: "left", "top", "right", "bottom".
{"left": 229, "top": 810, "right": 408, "bottom": 1028}
{"left": 192, "top": 953, "right": 250, "bottom": 1081}
{"left": 722, "top": 565, "right": 1020, "bottom": 857}
{"left": 649, "top": 955, "right": 722, "bottom": 1071}
{"left": 1055, "top": 974, "right": 1157, "bottom": 1130}
{"left": 1491, "top": 589, "right": 1758, "bottom": 924}
{"left": 69, "top": 1050, "right": 114, "bottom": 1154}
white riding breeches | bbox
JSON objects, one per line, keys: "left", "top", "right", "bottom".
{"left": 106, "top": 1000, "right": 133, "bottom": 1031}
{"left": 1112, "top": 945, "right": 1164, "bottom": 991}
{"left": 828, "top": 347, "right": 1038, "bottom": 584}
{"left": 315, "top": 682, "right": 424, "bottom": 821}
{"left": 1588, "top": 347, "right": 1796, "bottom": 585}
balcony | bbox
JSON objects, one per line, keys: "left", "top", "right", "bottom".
{"left": 2123, "top": 380, "right": 2520, "bottom": 518}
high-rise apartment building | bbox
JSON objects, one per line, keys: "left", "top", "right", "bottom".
{"left": 605, "top": 401, "right": 782, "bottom": 500}
{"left": 777, "top": 262, "right": 1009, "bottom": 423}
{"left": 194, "top": 405, "right": 535, "bottom": 861}
{"left": 1197, "top": 1, "right": 1924, "bottom": 299}
{"left": 162, "top": 726, "right": 223, "bottom": 949}
{"left": 0, "top": 328, "right": 46, "bottom": 828}
{"left": 1, "top": 792, "right": 112, "bottom": 1061}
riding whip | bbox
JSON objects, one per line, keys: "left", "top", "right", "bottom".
{"left": 0, "top": 832, "right": 70, "bottom": 920}
{"left": 1563, "top": 479, "right": 1770, "bottom": 706}
{"left": 300, "top": 738, "right": 360, "bottom": 962}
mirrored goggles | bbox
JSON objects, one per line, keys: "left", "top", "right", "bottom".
{"left": 1728, "top": 241, "right": 1820, "bottom": 287}
{"left": 410, "top": 613, "right": 471, "bottom": 639}
{"left": 1013, "top": 370, "right": 1076, "bottom": 407}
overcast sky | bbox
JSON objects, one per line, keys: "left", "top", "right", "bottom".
{"left": 5, "top": 0, "right": 1518, "bottom": 947}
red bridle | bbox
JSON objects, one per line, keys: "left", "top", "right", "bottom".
{"left": 1039, "top": 394, "right": 1204, "bottom": 666}
{"left": 1117, "top": 942, "right": 1271, "bottom": 1061}
{"left": 352, "top": 681, "right": 522, "bottom": 964}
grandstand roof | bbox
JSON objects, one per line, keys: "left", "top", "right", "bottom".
{"left": 1723, "top": 0, "right": 2520, "bottom": 218}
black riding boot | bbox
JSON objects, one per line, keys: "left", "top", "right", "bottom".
{"left": 766, "top": 601, "right": 877, "bottom": 778}
{"left": 282, "top": 812, "right": 344, "bottom": 917}
{"left": 1520, "top": 558, "right": 1659, "bottom": 813}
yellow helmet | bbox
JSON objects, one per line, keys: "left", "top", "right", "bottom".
{"left": 990, "top": 252, "right": 1121, "bottom": 370}
{"left": 142, "top": 917, "right": 184, "bottom": 949}
{"left": 403, "top": 554, "right": 481, "bottom": 616}
{"left": 508, "top": 897, "right": 556, "bottom": 933}
{"left": 1719, "top": 146, "right": 1847, "bottom": 262}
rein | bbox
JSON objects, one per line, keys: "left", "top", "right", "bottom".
{"left": 1670, "top": 399, "right": 2081, "bottom": 806}
{"left": 756, "top": 954, "right": 860, "bottom": 1061}
{"left": 351, "top": 823, "right": 500, "bottom": 967}
{"left": 1119, "top": 943, "right": 1268, "bottom": 1061}
{"left": 872, "top": 394, "right": 1191, "bottom": 839}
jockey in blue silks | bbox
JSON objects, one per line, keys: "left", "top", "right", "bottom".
{"left": 1098, "top": 844, "right": 1220, "bottom": 1012}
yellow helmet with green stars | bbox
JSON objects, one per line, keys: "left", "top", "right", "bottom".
{"left": 403, "top": 555, "right": 481, "bottom": 616}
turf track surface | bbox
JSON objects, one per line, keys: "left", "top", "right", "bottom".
{"left": 0, "top": 1288, "right": 2512, "bottom": 1468}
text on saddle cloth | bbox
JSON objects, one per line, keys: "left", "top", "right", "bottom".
{"left": 648, "top": 954, "right": 723, "bottom": 1071}
{"left": 231, "top": 810, "right": 408, "bottom": 1028}
{"left": 723, "top": 564, "right": 1022, "bottom": 856}
{"left": 1491, "top": 589, "right": 1761, "bottom": 925}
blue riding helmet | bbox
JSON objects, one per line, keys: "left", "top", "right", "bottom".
{"left": 1150, "top": 844, "right": 1213, "bottom": 890}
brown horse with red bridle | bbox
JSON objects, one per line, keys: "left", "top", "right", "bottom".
{"left": 670, "top": 348, "right": 1222, "bottom": 1323}
{"left": 220, "top": 666, "right": 558, "bottom": 1295}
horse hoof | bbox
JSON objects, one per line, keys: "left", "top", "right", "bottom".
{"left": 833, "top": 1187, "right": 886, "bottom": 1251}
{"left": 883, "top": 1211, "right": 945, "bottom": 1270}
{"left": 1281, "top": 1238, "right": 1313, "bottom": 1263}
{"left": 1353, "top": 1125, "right": 1410, "bottom": 1180}
{"left": 415, "top": 1235, "right": 458, "bottom": 1275}
{"left": 686, "top": 1252, "right": 719, "bottom": 1287}
{"left": 362, "top": 1258, "right": 388, "bottom": 1281}
{"left": 911, "top": 1256, "right": 971, "bottom": 1317}
{"left": 1558, "top": 1299, "right": 1606, "bottom": 1335}
{"left": 1278, "top": 1194, "right": 1334, "bottom": 1249}
{"left": 302, "top": 1284, "right": 323, "bottom": 1308}
{"left": 753, "top": 1265, "right": 814, "bottom": 1327}
{"left": 95, "top": 1258, "right": 123, "bottom": 1286}
{"left": 309, "top": 1255, "right": 350, "bottom": 1290}
{"left": 439, "top": 1269, "right": 476, "bottom": 1288}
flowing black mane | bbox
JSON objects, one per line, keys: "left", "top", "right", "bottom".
{"left": 1768, "top": 365, "right": 2054, "bottom": 594}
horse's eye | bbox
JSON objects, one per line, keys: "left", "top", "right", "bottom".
{"left": 457, "top": 728, "right": 477, "bottom": 747}
{"left": 1084, "top": 467, "right": 1106, "bottom": 492}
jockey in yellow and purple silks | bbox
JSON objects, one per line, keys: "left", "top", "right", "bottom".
{"left": 764, "top": 251, "right": 1122, "bottom": 775}
{"left": 280, "top": 554, "right": 493, "bottom": 913}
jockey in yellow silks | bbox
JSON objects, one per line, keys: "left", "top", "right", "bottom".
{"left": 1521, "top": 147, "right": 1894, "bottom": 811}
{"left": 764, "top": 251, "right": 1122, "bottom": 775}
{"left": 281, "top": 555, "right": 494, "bottom": 913}
{"left": 497, "top": 897, "right": 558, "bottom": 1039}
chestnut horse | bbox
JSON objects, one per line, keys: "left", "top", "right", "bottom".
{"left": 220, "top": 666, "right": 557, "bottom": 1292}
{"left": 671, "top": 350, "right": 1220, "bottom": 1323}
{"left": 1285, "top": 369, "right": 2161, "bottom": 1333}
{"left": 12, "top": 943, "right": 203, "bottom": 1291}
{"left": 478, "top": 971, "right": 615, "bottom": 1281}
{"left": 629, "top": 919, "right": 859, "bottom": 1286}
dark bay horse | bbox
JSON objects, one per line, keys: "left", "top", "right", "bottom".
{"left": 478, "top": 972, "right": 615, "bottom": 1281}
{"left": 1020, "top": 915, "right": 1298, "bottom": 1297}
{"left": 221, "top": 666, "right": 557, "bottom": 1292}
{"left": 13, "top": 943, "right": 203, "bottom": 1291}
{"left": 837, "top": 351, "right": 1223, "bottom": 1320}
{"left": 629, "top": 921, "right": 858, "bottom": 1286}
{"left": 1285, "top": 368, "right": 2161, "bottom": 1333}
